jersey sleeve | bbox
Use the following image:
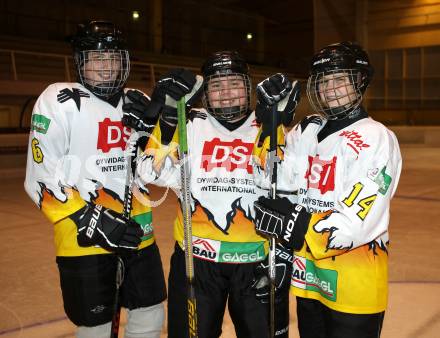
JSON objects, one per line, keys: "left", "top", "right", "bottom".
{"left": 24, "top": 84, "right": 86, "bottom": 224}
{"left": 252, "top": 116, "right": 322, "bottom": 198}
{"left": 305, "top": 127, "right": 402, "bottom": 259}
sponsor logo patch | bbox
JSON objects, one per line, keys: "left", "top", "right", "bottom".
{"left": 201, "top": 138, "right": 253, "bottom": 173}
{"left": 219, "top": 241, "right": 265, "bottom": 263}
{"left": 367, "top": 167, "right": 380, "bottom": 181}
{"left": 305, "top": 155, "right": 337, "bottom": 194}
{"left": 193, "top": 238, "right": 220, "bottom": 262}
{"left": 339, "top": 130, "right": 370, "bottom": 154}
{"left": 90, "top": 305, "right": 106, "bottom": 314}
{"left": 190, "top": 237, "right": 265, "bottom": 263}
{"left": 213, "top": 60, "right": 232, "bottom": 67}
{"left": 31, "top": 114, "right": 51, "bottom": 134}
{"left": 356, "top": 59, "right": 368, "bottom": 65}
{"left": 132, "top": 212, "right": 154, "bottom": 240}
{"left": 374, "top": 166, "right": 392, "bottom": 195}
{"left": 292, "top": 255, "right": 338, "bottom": 301}
{"left": 313, "top": 58, "right": 330, "bottom": 65}
{"left": 97, "top": 118, "right": 130, "bottom": 153}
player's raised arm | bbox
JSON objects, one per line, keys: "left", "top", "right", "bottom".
{"left": 134, "top": 69, "right": 203, "bottom": 189}
{"left": 251, "top": 73, "right": 301, "bottom": 195}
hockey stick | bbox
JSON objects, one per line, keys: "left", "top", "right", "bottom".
{"left": 110, "top": 130, "right": 139, "bottom": 338}
{"left": 267, "top": 104, "right": 278, "bottom": 338}
{"left": 177, "top": 97, "right": 198, "bottom": 338}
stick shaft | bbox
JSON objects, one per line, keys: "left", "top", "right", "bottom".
{"left": 110, "top": 131, "right": 139, "bottom": 338}
{"left": 177, "top": 98, "right": 198, "bottom": 338}
{"left": 268, "top": 105, "right": 278, "bottom": 338}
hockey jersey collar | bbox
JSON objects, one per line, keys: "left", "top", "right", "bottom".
{"left": 317, "top": 107, "right": 368, "bottom": 143}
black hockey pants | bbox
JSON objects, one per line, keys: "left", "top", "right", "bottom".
{"left": 296, "top": 297, "right": 385, "bottom": 338}
{"left": 167, "top": 243, "right": 290, "bottom": 338}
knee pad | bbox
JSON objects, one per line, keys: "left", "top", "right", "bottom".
{"left": 76, "top": 321, "right": 111, "bottom": 338}
{"left": 125, "top": 303, "right": 165, "bottom": 338}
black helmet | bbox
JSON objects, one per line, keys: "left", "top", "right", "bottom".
{"left": 202, "top": 51, "right": 249, "bottom": 77}
{"left": 201, "top": 51, "right": 251, "bottom": 121}
{"left": 306, "top": 41, "right": 374, "bottom": 119}
{"left": 71, "top": 20, "right": 127, "bottom": 52}
{"left": 71, "top": 20, "right": 130, "bottom": 98}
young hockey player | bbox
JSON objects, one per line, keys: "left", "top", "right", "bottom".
{"left": 24, "top": 20, "right": 166, "bottom": 338}
{"left": 132, "top": 51, "right": 299, "bottom": 338}
{"left": 252, "top": 41, "right": 402, "bottom": 338}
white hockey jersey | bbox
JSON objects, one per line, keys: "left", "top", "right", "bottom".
{"left": 137, "top": 110, "right": 268, "bottom": 263}
{"left": 253, "top": 114, "right": 402, "bottom": 314}
{"left": 24, "top": 83, "right": 155, "bottom": 257}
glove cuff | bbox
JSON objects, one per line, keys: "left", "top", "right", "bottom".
{"left": 159, "top": 117, "right": 177, "bottom": 145}
{"left": 74, "top": 204, "right": 104, "bottom": 247}
{"left": 282, "top": 205, "right": 311, "bottom": 250}
{"left": 69, "top": 204, "right": 89, "bottom": 225}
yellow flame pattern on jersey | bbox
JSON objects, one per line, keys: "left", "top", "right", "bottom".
{"left": 252, "top": 125, "right": 285, "bottom": 170}
{"left": 144, "top": 121, "right": 179, "bottom": 174}
{"left": 174, "top": 203, "right": 268, "bottom": 249}
{"left": 293, "top": 210, "right": 389, "bottom": 314}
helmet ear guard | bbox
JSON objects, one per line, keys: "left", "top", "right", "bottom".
{"left": 71, "top": 20, "right": 130, "bottom": 98}
{"left": 201, "top": 51, "right": 251, "bottom": 121}
{"left": 306, "top": 41, "right": 373, "bottom": 119}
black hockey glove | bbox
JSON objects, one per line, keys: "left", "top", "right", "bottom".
{"left": 251, "top": 243, "right": 293, "bottom": 304}
{"left": 71, "top": 204, "right": 144, "bottom": 252}
{"left": 155, "top": 68, "right": 202, "bottom": 102}
{"left": 122, "top": 90, "right": 158, "bottom": 132}
{"left": 254, "top": 196, "right": 311, "bottom": 250}
{"left": 255, "top": 74, "right": 301, "bottom": 145}
{"left": 150, "top": 68, "right": 203, "bottom": 114}
{"left": 152, "top": 68, "right": 203, "bottom": 145}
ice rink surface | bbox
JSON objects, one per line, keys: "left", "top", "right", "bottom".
{"left": 0, "top": 145, "right": 439, "bottom": 338}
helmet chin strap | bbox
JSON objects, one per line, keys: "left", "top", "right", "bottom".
{"left": 324, "top": 101, "right": 362, "bottom": 120}
{"left": 214, "top": 109, "right": 252, "bottom": 131}
{"left": 209, "top": 106, "right": 248, "bottom": 121}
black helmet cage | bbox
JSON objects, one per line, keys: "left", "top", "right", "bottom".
{"left": 72, "top": 21, "right": 130, "bottom": 98}
{"left": 201, "top": 51, "right": 251, "bottom": 121}
{"left": 306, "top": 42, "right": 373, "bottom": 119}
{"left": 202, "top": 72, "right": 251, "bottom": 121}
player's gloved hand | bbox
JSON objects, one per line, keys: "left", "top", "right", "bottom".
{"left": 70, "top": 204, "right": 144, "bottom": 252}
{"left": 152, "top": 68, "right": 203, "bottom": 145}
{"left": 150, "top": 68, "right": 203, "bottom": 112}
{"left": 254, "top": 196, "right": 311, "bottom": 250}
{"left": 251, "top": 243, "right": 293, "bottom": 303}
{"left": 255, "top": 74, "right": 301, "bottom": 145}
{"left": 122, "top": 90, "right": 158, "bottom": 132}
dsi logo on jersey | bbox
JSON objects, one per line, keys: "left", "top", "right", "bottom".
{"left": 292, "top": 256, "right": 337, "bottom": 301}
{"left": 201, "top": 138, "right": 253, "bottom": 173}
{"left": 97, "top": 118, "right": 130, "bottom": 153}
{"left": 305, "top": 155, "right": 337, "bottom": 194}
